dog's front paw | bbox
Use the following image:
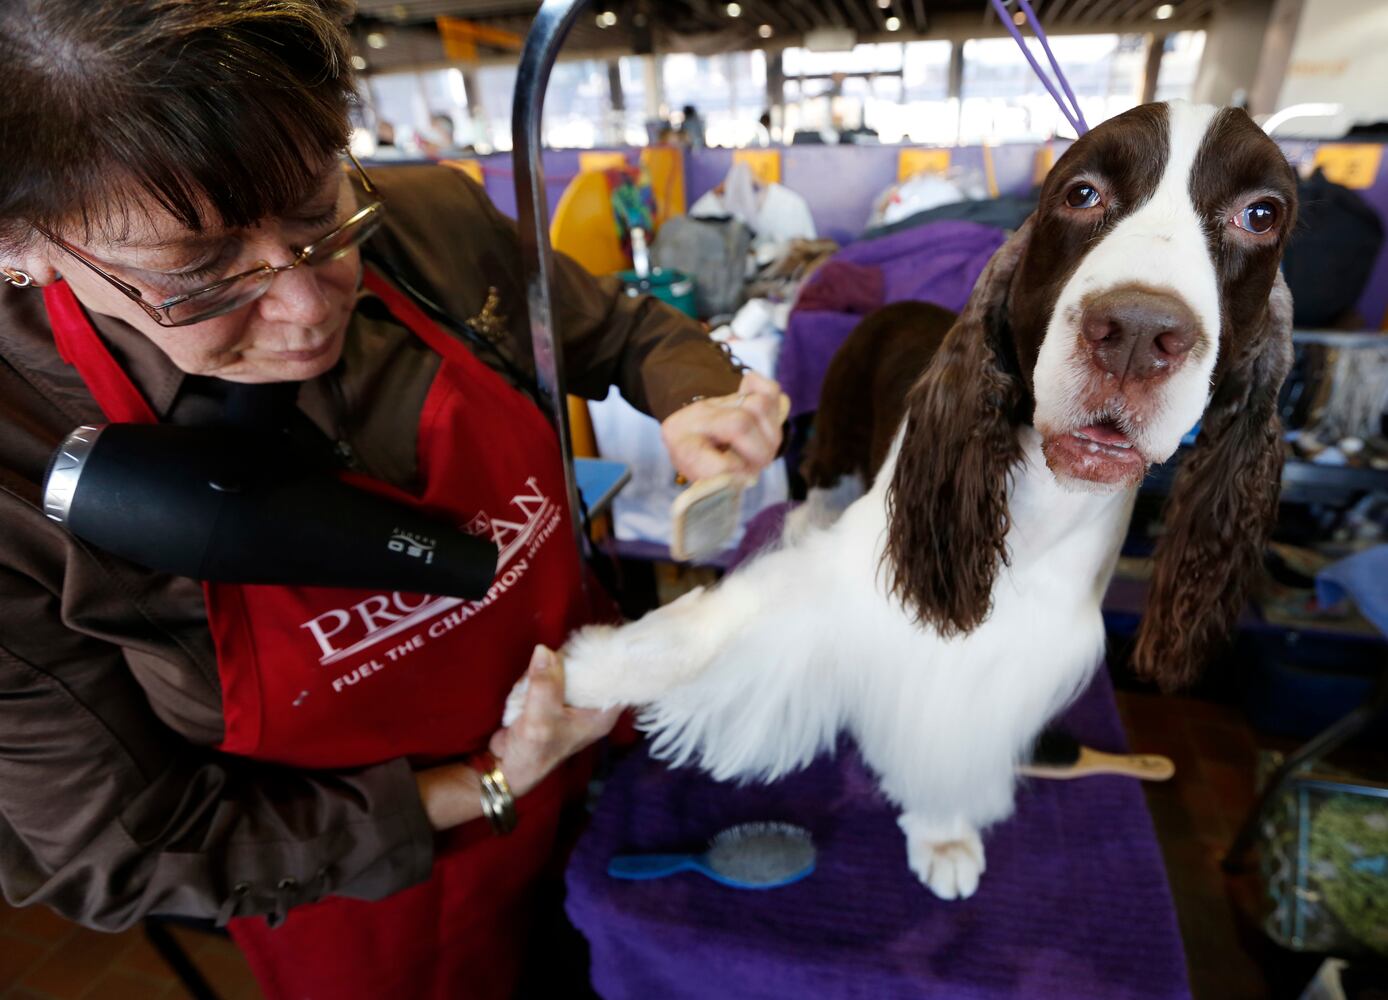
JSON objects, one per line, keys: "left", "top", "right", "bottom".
{"left": 898, "top": 814, "right": 986, "bottom": 900}
{"left": 501, "top": 628, "right": 627, "bottom": 727}
{"left": 559, "top": 625, "right": 633, "bottom": 709}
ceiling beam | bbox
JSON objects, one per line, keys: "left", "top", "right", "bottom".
{"left": 1087, "top": 0, "right": 1138, "bottom": 22}
{"left": 865, "top": 0, "right": 890, "bottom": 31}
{"left": 741, "top": 0, "right": 799, "bottom": 34}
{"left": 910, "top": 0, "right": 927, "bottom": 33}
{"left": 1178, "top": 0, "right": 1220, "bottom": 18}
{"left": 766, "top": 0, "right": 815, "bottom": 34}
{"left": 840, "top": 0, "right": 879, "bottom": 35}
{"left": 812, "top": 0, "right": 847, "bottom": 28}
{"left": 1047, "top": 0, "right": 1077, "bottom": 21}
{"left": 1061, "top": 0, "right": 1105, "bottom": 24}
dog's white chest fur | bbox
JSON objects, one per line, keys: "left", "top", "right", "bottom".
{"left": 838, "top": 429, "right": 1133, "bottom": 820}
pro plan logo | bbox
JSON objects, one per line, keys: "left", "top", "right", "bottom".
{"left": 299, "top": 477, "right": 564, "bottom": 690}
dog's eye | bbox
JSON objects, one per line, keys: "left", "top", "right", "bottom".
{"left": 1065, "top": 183, "right": 1101, "bottom": 209}
{"left": 1232, "top": 201, "right": 1279, "bottom": 235}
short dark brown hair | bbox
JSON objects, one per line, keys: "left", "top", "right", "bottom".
{"left": 0, "top": 0, "right": 356, "bottom": 249}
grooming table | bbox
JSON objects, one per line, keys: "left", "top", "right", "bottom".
{"left": 565, "top": 507, "right": 1190, "bottom": 1000}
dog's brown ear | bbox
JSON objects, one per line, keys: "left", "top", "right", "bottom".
{"left": 1132, "top": 273, "right": 1295, "bottom": 689}
{"left": 884, "top": 219, "right": 1032, "bottom": 635}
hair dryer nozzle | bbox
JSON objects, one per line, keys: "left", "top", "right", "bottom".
{"left": 44, "top": 423, "right": 498, "bottom": 599}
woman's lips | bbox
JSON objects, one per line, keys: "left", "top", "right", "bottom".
{"left": 265, "top": 335, "right": 338, "bottom": 363}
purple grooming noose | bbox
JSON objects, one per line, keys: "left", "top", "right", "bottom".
{"left": 989, "top": 0, "right": 1091, "bottom": 136}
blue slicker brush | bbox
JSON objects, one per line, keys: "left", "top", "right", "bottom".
{"left": 607, "top": 822, "right": 816, "bottom": 890}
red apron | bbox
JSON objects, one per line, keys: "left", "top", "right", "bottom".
{"left": 44, "top": 270, "right": 598, "bottom": 1000}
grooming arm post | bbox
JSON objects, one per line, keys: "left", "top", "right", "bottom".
{"left": 512, "top": 0, "right": 593, "bottom": 571}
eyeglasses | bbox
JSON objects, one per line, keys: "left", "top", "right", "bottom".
{"left": 38, "top": 152, "right": 385, "bottom": 328}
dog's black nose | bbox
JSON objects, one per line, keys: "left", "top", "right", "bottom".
{"left": 1081, "top": 286, "right": 1199, "bottom": 380}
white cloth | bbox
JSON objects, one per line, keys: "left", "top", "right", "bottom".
{"left": 691, "top": 159, "right": 817, "bottom": 240}
{"left": 719, "top": 161, "right": 761, "bottom": 225}
{"left": 868, "top": 174, "right": 967, "bottom": 228}
{"left": 691, "top": 169, "right": 817, "bottom": 272}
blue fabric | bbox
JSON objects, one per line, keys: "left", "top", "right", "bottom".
{"left": 1316, "top": 545, "right": 1388, "bottom": 636}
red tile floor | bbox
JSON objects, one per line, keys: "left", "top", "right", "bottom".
{"left": 0, "top": 690, "right": 1315, "bottom": 999}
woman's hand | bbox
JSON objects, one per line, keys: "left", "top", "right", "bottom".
{"left": 660, "top": 371, "right": 787, "bottom": 482}
{"left": 487, "top": 646, "right": 619, "bottom": 798}
{"left": 415, "top": 646, "right": 619, "bottom": 832}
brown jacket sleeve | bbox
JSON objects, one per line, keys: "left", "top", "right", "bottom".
{"left": 0, "top": 505, "right": 435, "bottom": 931}
{"left": 363, "top": 166, "right": 744, "bottom": 421}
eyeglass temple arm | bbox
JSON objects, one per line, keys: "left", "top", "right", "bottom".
{"left": 35, "top": 226, "right": 167, "bottom": 322}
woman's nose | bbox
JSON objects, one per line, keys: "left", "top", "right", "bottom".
{"left": 256, "top": 260, "right": 333, "bottom": 327}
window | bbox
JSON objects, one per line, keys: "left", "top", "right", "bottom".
{"left": 364, "top": 71, "right": 430, "bottom": 152}
{"left": 780, "top": 42, "right": 949, "bottom": 144}
{"left": 361, "top": 68, "right": 477, "bottom": 155}
{"left": 470, "top": 60, "right": 619, "bottom": 151}
{"left": 663, "top": 51, "right": 767, "bottom": 148}
{"left": 960, "top": 34, "right": 1146, "bottom": 142}
{"left": 1154, "top": 32, "right": 1207, "bottom": 103}
{"left": 889, "top": 40, "right": 953, "bottom": 144}
{"left": 617, "top": 56, "right": 653, "bottom": 146}
{"left": 473, "top": 64, "right": 519, "bottom": 152}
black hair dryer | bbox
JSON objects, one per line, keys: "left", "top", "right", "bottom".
{"left": 43, "top": 424, "right": 498, "bottom": 597}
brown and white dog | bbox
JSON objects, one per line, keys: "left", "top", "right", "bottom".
{"left": 506, "top": 101, "right": 1297, "bottom": 899}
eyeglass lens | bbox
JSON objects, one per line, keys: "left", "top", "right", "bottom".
{"left": 162, "top": 204, "right": 385, "bottom": 326}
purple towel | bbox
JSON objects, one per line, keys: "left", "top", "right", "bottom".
{"left": 779, "top": 221, "right": 1010, "bottom": 419}
{"left": 566, "top": 504, "right": 1189, "bottom": 1000}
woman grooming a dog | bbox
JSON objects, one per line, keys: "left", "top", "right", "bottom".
{"left": 0, "top": 2, "right": 784, "bottom": 997}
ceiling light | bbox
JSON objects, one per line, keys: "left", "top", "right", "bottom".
{"left": 1013, "top": 10, "right": 1027, "bottom": 25}
{"left": 365, "top": 31, "right": 387, "bottom": 49}
{"left": 758, "top": 23, "right": 774, "bottom": 38}
{"left": 1154, "top": 3, "right": 1175, "bottom": 18}
{"left": 877, "top": 0, "right": 891, "bottom": 7}
{"left": 350, "top": 54, "right": 368, "bottom": 71}
{"left": 726, "top": 2, "right": 742, "bottom": 17}
{"left": 885, "top": 15, "right": 901, "bottom": 30}
{"left": 596, "top": 9, "right": 617, "bottom": 27}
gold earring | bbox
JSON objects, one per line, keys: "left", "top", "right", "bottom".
{"left": 2, "top": 268, "right": 34, "bottom": 287}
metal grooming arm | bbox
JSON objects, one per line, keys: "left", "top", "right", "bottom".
{"left": 512, "top": 0, "right": 592, "bottom": 570}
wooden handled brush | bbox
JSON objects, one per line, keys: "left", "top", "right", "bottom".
{"left": 670, "top": 392, "right": 792, "bottom": 562}
{"left": 1020, "top": 730, "right": 1175, "bottom": 782}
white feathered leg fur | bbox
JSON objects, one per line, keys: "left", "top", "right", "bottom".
{"left": 506, "top": 427, "right": 1134, "bottom": 899}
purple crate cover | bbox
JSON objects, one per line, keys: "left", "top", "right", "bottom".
{"left": 778, "top": 221, "right": 1011, "bottom": 420}
{"left": 566, "top": 505, "right": 1189, "bottom": 1000}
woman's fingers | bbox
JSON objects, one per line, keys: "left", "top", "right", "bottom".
{"left": 660, "top": 373, "right": 788, "bottom": 482}
{"left": 489, "top": 647, "right": 619, "bottom": 797}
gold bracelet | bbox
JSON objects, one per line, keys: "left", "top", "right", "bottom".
{"left": 474, "top": 754, "right": 517, "bottom": 835}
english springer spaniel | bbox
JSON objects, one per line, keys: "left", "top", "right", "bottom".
{"left": 508, "top": 101, "right": 1297, "bottom": 899}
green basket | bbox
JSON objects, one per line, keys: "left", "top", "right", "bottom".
{"left": 619, "top": 267, "right": 697, "bottom": 318}
{"left": 1259, "top": 753, "right": 1388, "bottom": 956}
